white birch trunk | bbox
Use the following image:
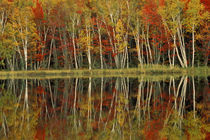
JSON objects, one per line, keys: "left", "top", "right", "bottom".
{"left": 192, "top": 24, "right": 195, "bottom": 67}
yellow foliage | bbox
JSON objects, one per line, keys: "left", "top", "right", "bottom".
{"left": 158, "top": 0, "right": 185, "bottom": 35}
{"left": 115, "top": 19, "right": 127, "bottom": 52}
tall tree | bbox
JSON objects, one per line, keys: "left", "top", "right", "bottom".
{"left": 159, "top": 0, "right": 188, "bottom": 67}
{"left": 11, "top": 6, "right": 39, "bottom": 70}
{"left": 184, "top": 0, "right": 208, "bottom": 67}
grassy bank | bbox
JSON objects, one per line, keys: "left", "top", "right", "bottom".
{"left": 0, "top": 65, "right": 209, "bottom": 80}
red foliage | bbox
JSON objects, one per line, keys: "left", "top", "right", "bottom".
{"left": 159, "top": 0, "right": 165, "bottom": 6}
{"left": 34, "top": 125, "right": 45, "bottom": 140}
{"left": 112, "top": 53, "right": 118, "bottom": 58}
{"left": 35, "top": 54, "right": 44, "bottom": 62}
{"left": 142, "top": 0, "right": 161, "bottom": 26}
{"left": 32, "top": 0, "right": 44, "bottom": 20}
{"left": 76, "top": 10, "right": 82, "bottom": 14}
{"left": 201, "top": 0, "right": 210, "bottom": 12}
{"left": 205, "top": 132, "right": 210, "bottom": 140}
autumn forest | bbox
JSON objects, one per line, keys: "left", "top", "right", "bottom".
{"left": 0, "top": 0, "right": 210, "bottom": 139}
{"left": 0, "top": 0, "right": 209, "bottom": 71}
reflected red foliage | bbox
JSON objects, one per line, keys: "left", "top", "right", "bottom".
{"left": 144, "top": 119, "right": 163, "bottom": 140}
{"left": 205, "top": 132, "right": 210, "bottom": 140}
{"left": 34, "top": 126, "right": 45, "bottom": 140}
{"left": 36, "top": 86, "right": 46, "bottom": 95}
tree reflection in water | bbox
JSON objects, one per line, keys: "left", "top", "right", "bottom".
{"left": 0, "top": 76, "right": 209, "bottom": 139}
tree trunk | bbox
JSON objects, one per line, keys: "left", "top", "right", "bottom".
{"left": 72, "top": 20, "right": 78, "bottom": 69}
{"left": 134, "top": 33, "right": 142, "bottom": 66}
{"left": 177, "top": 25, "right": 187, "bottom": 67}
{"left": 97, "top": 26, "right": 103, "bottom": 69}
{"left": 86, "top": 26, "right": 92, "bottom": 70}
{"left": 192, "top": 24, "right": 195, "bottom": 67}
{"left": 24, "top": 18, "right": 28, "bottom": 70}
{"left": 23, "top": 47, "right": 27, "bottom": 70}
{"left": 173, "top": 35, "right": 184, "bottom": 68}
{"left": 48, "top": 37, "right": 54, "bottom": 69}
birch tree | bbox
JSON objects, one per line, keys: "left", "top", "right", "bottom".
{"left": 184, "top": 0, "right": 208, "bottom": 67}
{"left": 159, "top": 0, "right": 188, "bottom": 67}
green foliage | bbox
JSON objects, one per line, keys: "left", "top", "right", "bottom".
{"left": 158, "top": 0, "right": 185, "bottom": 35}
{"left": 0, "top": 41, "right": 14, "bottom": 66}
{"left": 184, "top": 0, "right": 208, "bottom": 31}
{"left": 160, "top": 111, "right": 185, "bottom": 139}
{"left": 0, "top": 86, "right": 40, "bottom": 139}
{"left": 183, "top": 112, "right": 208, "bottom": 140}
{"left": 0, "top": 17, "right": 16, "bottom": 66}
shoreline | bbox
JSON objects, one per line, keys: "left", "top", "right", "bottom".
{"left": 0, "top": 66, "right": 209, "bottom": 79}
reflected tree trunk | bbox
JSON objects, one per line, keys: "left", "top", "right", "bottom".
{"left": 136, "top": 80, "right": 143, "bottom": 127}
{"left": 48, "top": 80, "right": 55, "bottom": 115}
{"left": 25, "top": 79, "right": 29, "bottom": 129}
{"left": 147, "top": 81, "right": 153, "bottom": 119}
{"left": 63, "top": 79, "right": 70, "bottom": 116}
{"left": 174, "top": 76, "right": 184, "bottom": 111}
{"left": 192, "top": 77, "right": 195, "bottom": 118}
{"left": 88, "top": 77, "right": 92, "bottom": 127}
{"left": 0, "top": 76, "right": 207, "bottom": 139}
{"left": 178, "top": 76, "right": 187, "bottom": 117}
{"left": 99, "top": 77, "right": 104, "bottom": 124}
{"left": 73, "top": 78, "right": 78, "bottom": 131}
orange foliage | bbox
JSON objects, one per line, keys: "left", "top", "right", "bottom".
{"left": 34, "top": 126, "right": 46, "bottom": 140}
{"left": 32, "top": 0, "right": 44, "bottom": 20}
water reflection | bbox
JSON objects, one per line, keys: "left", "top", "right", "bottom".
{"left": 0, "top": 76, "right": 209, "bottom": 139}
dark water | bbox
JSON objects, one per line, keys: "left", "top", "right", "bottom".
{"left": 0, "top": 76, "right": 209, "bottom": 140}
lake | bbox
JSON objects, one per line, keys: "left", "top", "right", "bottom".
{"left": 0, "top": 76, "right": 209, "bottom": 139}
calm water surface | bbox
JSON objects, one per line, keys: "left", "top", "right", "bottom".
{"left": 0, "top": 76, "right": 209, "bottom": 139}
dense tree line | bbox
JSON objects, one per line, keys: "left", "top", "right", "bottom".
{"left": 0, "top": 0, "right": 209, "bottom": 70}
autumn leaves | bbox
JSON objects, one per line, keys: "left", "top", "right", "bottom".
{"left": 0, "top": 0, "right": 209, "bottom": 70}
